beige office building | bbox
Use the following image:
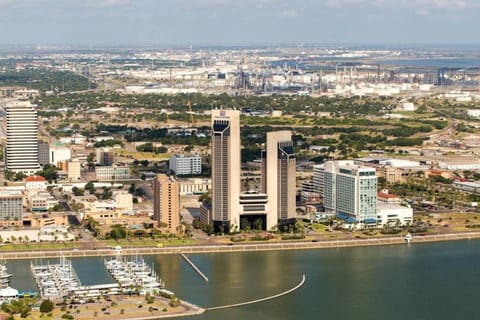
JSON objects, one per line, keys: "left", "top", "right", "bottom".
{"left": 67, "top": 160, "right": 81, "bottom": 181}
{"left": 153, "top": 174, "right": 180, "bottom": 233}
{"left": 211, "top": 109, "right": 241, "bottom": 233}
{"left": 262, "top": 131, "right": 296, "bottom": 229}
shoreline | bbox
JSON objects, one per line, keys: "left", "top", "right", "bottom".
{"left": 1, "top": 231, "right": 480, "bottom": 260}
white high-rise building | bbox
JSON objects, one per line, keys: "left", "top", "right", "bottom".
{"left": 5, "top": 100, "right": 40, "bottom": 174}
{"left": 323, "top": 160, "right": 377, "bottom": 224}
{"left": 261, "top": 131, "right": 296, "bottom": 230}
{"left": 169, "top": 155, "right": 202, "bottom": 175}
{"left": 211, "top": 109, "right": 241, "bottom": 233}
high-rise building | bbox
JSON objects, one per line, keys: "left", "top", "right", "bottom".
{"left": 261, "top": 131, "right": 296, "bottom": 229}
{"left": 169, "top": 155, "right": 202, "bottom": 175}
{"left": 96, "top": 147, "right": 114, "bottom": 166}
{"left": 211, "top": 109, "right": 241, "bottom": 233}
{"left": 5, "top": 101, "right": 40, "bottom": 174}
{"left": 312, "top": 164, "right": 325, "bottom": 194}
{"left": 153, "top": 174, "right": 180, "bottom": 233}
{"left": 323, "top": 160, "right": 377, "bottom": 224}
{"left": 38, "top": 140, "right": 49, "bottom": 166}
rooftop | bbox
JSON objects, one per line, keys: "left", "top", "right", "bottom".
{"left": 25, "top": 175, "right": 46, "bottom": 182}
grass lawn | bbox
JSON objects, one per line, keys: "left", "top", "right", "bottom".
{"left": 102, "top": 238, "right": 195, "bottom": 248}
{"left": 116, "top": 150, "right": 170, "bottom": 160}
{"left": 0, "top": 242, "right": 80, "bottom": 251}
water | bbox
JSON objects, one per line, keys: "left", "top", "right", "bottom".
{"left": 6, "top": 240, "right": 480, "bottom": 319}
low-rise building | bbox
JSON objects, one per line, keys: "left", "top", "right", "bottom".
{"left": 65, "top": 160, "right": 81, "bottom": 182}
{"left": 0, "top": 191, "right": 23, "bottom": 223}
{"left": 95, "top": 165, "right": 130, "bottom": 181}
{"left": 50, "top": 146, "right": 71, "bottom": 165}
{"left": 113, "top": 190, "right": 133, "bottom": 214}
{"left": 376, "top": 202, "right": 413, "bottom": 226}
{"left": 377, "top": 190, "right": 401, "bottom": 204}
{"left": 25, "top": 175, "right": 47, "bottom": 191}
{"left": 178, "top": 178, "right": 210, "bottom": 195}
{"left": 27, "top": 191, "right": 58, "bottom": 212}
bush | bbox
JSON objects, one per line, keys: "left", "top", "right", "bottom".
{"left": 40, "top": 299, "right": 54, "bottom": 313}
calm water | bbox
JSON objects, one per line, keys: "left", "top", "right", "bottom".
{"left": 7, "top": 240, "right": 480, "bottom": 320}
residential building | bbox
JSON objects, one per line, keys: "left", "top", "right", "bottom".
{"left": 261, "top": 131, "right": 296, "bottom": 229}
{"left": 169, "top": 155, "right": 202, "bottom": 175}
{"left": 95, "top": 165, "right": 130, "bottom": 181}
{"left": 5, "top": 100, "right": 41, "bottom": 174}
{"left": 323, "top": 160, "right": 377, "bottom": 224}
{"left": 153, "top": 174, "right": 180, "bottom": 233}
{"left": 0, "top": 191, "right": 23, "bottom": 222}
{"left": 96, "top": 147, "right": 114, "bottom": 166}
{"left": 211, "top": 109, "right": 241, "bottom": 233}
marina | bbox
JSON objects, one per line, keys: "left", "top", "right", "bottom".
{"left": 31, "top": 253, "right": 165, "bottom": 302}
{"left": 104, "top": 255, "right": 164, "bottom": 295}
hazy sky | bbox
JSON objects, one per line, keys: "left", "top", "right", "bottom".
{"left": 0, "top": 0, "right": 478, "bottom": 46}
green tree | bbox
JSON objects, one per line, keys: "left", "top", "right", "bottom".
{"left": 40, "top": 299, "right": 54, "bottom": 313}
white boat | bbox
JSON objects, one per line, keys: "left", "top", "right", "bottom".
{"left": 405, "top": 233, "right": 412, "bottom": 243}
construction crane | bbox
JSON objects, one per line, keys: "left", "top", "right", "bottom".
{"left": 187, "top": 100, "right": 195, "bottom": 127}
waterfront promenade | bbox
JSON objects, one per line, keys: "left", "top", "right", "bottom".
{"left": 1, "top": 231, "right": 480, "bottom": 260}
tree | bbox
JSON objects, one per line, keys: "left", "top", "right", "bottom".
{"left": 4, "top": 170, "right": 14, "bottom": 181}
{"left": 87, "top": 152, "right": 95, "bottom": 171}
{"left": 14, "top": 172, "right": 26, "bottom": 181}
{"left": 128, "top": 183, "right": 136, "bottom": 194}
{"left": 40, "top": 299, "right": 54, "bottom": 313}
{"left": 85, "top": 181, "right": 95, "bottom": 194}
{"left": 72, "top": 187, "right": 84, "bottom": 197}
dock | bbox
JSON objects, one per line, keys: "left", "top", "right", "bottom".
{"left": 104, "top": 256, "right": 164, "bottom": 294}
{"left": 180, "top": 253, "right": 208, "bottom": 282}
{"left": 31, "top": 256, "right": 82, "bottom": 301}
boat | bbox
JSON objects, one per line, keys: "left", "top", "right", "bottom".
{"left": 0, "top": 263, "right": 12, "bottom": 289}
{"left": 405, "top": 233, "right": 412, "bottom": 243}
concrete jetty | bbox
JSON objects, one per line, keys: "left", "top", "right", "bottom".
{"left": 207, "top": 274, "right": 305, "bottom": 311}
{"left": 180, "top": 253, "right": 208, "bottom": 282}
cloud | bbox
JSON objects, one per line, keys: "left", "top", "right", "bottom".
{"left": 326, "top": 0, "right": 472, "bottom": 10}
{"left": 279, "top": 9, "right": 299, "bottom": 18}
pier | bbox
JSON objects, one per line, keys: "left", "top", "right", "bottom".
{"left": 180, "top": 253, "right": 208, "bottom": 282}
{"left": 207, "top": 274, "right": 305, "bottom": 311}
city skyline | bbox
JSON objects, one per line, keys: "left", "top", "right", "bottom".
{"left": 0, "top": 0, "right": 479, "bottom": 46}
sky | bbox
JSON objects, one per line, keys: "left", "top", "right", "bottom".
{"left": 0, "top": 0, "right": 479, "bottom": 46}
